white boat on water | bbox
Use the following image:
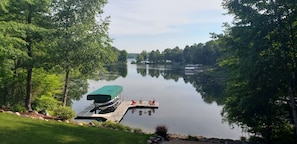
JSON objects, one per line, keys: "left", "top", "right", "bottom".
{"left": 185, "top": 64, "right": 203, "bottom": 75}
{"left": 94, "top": 96, "right": 121, "bottom": 110}
{"left": 87, "top": 85, "right": 123, "bottom": 112}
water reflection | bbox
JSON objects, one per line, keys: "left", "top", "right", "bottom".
{"left": 60, "top": 78, "right": 88, "bottom": 106}
{"left": 130, "top": 108, "right": 157, "bottom": 116}
{"left": 66, "top": 64, "right": 127, "bottom": 105}
{"left": 135, "top": 63, "right": 226, "bottom": 105}
{"left": 72, "top": 60, "right": 244, "bottom": 139}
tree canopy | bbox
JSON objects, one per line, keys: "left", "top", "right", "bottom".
{"left": 0, "top": 0, "right": 123, "bottom": 111}
{"left": 220, "top": 0, "right": 297, "bottom": 143}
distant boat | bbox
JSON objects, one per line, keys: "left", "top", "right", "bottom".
{"left": 87, "top": 85, "right": 123, "bottom": 111}
{"left": 185, "top": 64, "right": 203, "bottom": 75}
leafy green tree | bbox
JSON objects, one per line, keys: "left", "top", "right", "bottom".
{"left": 148, "top": 50, "right": 162, "bottom": 63}
{"left": 0, "top": 0, "right": 8, "bottom": 12}
{"left": 118, "top": 50, "right": 128, "bottom": 63}
{"left": 136, "top": 50, "right": 148, "bottom": 63}
{"left": 0, "top": 1, "right": 28, "bottom": 106}
{"left": 0, "top": 0, "right": 52, "bottom": 110}
{"left": 221, "top": 0, "right": 297, "bottom": 142}
{"left": 162, "top": 48, "right": 172, "bottom": 63}
{"left": 183, "top": 45, "right": 194, "bottom": 63}
{"left": 51, "top": 0, "right": 114, "bottom": 106}
{"left": 155, "top": 50, "right": 162, "bottom": 63}
{"left": 32, "top": 69, "right": 63, "bottom": 98}
{"left": 162, "top": 47, "right": 183, "bottom": 63}
{"left": 171, "top": 46, "right": 183, "bottom": 63}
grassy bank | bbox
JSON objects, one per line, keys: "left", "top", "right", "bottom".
{"left": 0, "top": 113, "right": 150, "bottom": 144}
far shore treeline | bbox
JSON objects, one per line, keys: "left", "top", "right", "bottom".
{"left": 131, "top": 40, "right": 220, "bottom": 66}
{"left": 1, "top": 0, "right": 297, "bottom": 143}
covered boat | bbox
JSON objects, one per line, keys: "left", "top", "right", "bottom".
{"left": 87, "top": 85, "right": 123, "bottom": 111}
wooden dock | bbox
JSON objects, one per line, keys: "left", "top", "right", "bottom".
{"left": 76, "top": 100, "right": 159, "bottom": 122}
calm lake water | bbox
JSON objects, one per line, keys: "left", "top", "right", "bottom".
{"left": 72, "top": 60, "right": 245, "bottom": 140}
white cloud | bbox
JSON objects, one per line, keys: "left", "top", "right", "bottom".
{"left": 104, "top": 0, "right": 230, "bottom": 36}
{"left": 102, "top": 0, "right": 233, "bottom": 52}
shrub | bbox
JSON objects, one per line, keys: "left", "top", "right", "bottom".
{"left": 34, "top": 95, "right": 60, "bottom": 112}
{"left": 90, "top": 121, "right": 102, "bottom": 127}
{"left": 240, "top": 136, "right": 246, "bottom": 141}
{"left": 125, "top": 126, "right": 132, "bottom": 132}
{"left": 155, "top": 125, "right": 168, "bottom": 138}
{"left": 102, "top": 121, "right": 127, "bottom": 131}
{"left": 52, "top": 105, "right": 75, "bottom": 120}
{"left": 13, "top": 104, "right": 26, "bottom": 112}
{"left": 133, "top": 128, "right": 143, "bottom": 134}
{"left": 188, "top": 135, "right": 198, "bottom": 141}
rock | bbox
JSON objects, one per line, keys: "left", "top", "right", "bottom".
{"left": 6, "top": 111, "right": 14, "bottom": 114}
{"left": 22, "top": 115, "right": 29, "bottom": 118}
{"left": 89, "top": 122, "right": 95, "bottom": 127}
{"left": 38, "top": 117, "right": 44, "bottom": 120}
{"left": 161, "top": 134, "right": 247, "bottom": 144}
{"left": 15, "top": 112, "right": 21, "bottom": 116}
{"left": 45, "top": 112, "right": 50, "bottom": 116}
{"left": 0, "top": 109, "right": 4, "bottom": 113}
{"left": 38, "top": 109, "right": 50, "bottom": 116}
{"left": 147, "top": 135, "right": 165, "bottom": 144}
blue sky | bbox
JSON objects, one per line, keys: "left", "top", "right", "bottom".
{"left": 103, "top": 0, "right": 233, "bottom": 53}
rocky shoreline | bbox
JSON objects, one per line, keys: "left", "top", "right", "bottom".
{"left": 148, "top": 133, "right": 247, "bottom": 144}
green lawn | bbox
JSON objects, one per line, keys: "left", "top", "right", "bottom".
{"left": 0, "top": 113, "right": 150, "bottom": 144}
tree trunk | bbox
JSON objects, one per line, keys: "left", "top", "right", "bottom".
{"left": 25, "top": 68, "right": 32, "bottom": 111}
{"left": 288, "top": 80, "right": 297, "bottom": 140}
{"left": 62, "top": 68, "right": 70, "bottom": 106}
{"left": 25, "top": 4, "right": 33, "bottom": 111}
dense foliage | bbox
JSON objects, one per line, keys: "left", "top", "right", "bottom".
{"left": 0, "top": 0, "right": 123, "bottom": 114}
{"left": 136, "top": 40, "right": 221, "bottom": 66}
{"left": 220, "top": 0, "right": 297, "bottom": 143}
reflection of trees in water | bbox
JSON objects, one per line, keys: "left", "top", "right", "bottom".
{"left": 131, "top": 108, "right": 156, "bottom": 116}
{"left": 136, "top": 64, "right": 147, "bottom": 77}
{"left": 136, "top": 64, "right": 226, "bottom": 105}
{"left": 136, "top": 64, "right": 182, "bottom": 81}
{"left": 68, "top": 64, "right": 128, "bottom": 104}
{"left": 106, "top": 64, "right": 128, "bottom": 78}
{"left": 71, "top": 63, "right": 226, "bottom": 106}
{"left": 65, "top": 78, "right": 88, "bottom": 106}
{"left": 184, "top": 74, "right": 226, "bottom": 105}
{"left": 94, "top": 64, "right": 128, "bottom": 81}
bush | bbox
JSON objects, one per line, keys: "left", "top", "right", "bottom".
{"left": 13, "top": 104, "right": 26, "bottom": 112}
{"left": 133, "top": 128, "right": 143, "bottom": 134}
{"left": 102, "top": 121, "right": 128, "bottom": 131}
{"left": 188, "top": 135, "right": 198, "bottom": 141}
{"left": 34, "top": 95, "right": 60, "bottom": 112}
{"left": 52, "top": 105, "right": 75, "bottom": 120}
{"left": 155, "top": 125, "right": 168, "bottom": 138}
{"left": 90, "top": 121, "right": 102, "bottom": 127}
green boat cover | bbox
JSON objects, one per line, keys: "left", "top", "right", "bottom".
{"left": 87, "top": 85, "right": 123, "bottom": 103}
